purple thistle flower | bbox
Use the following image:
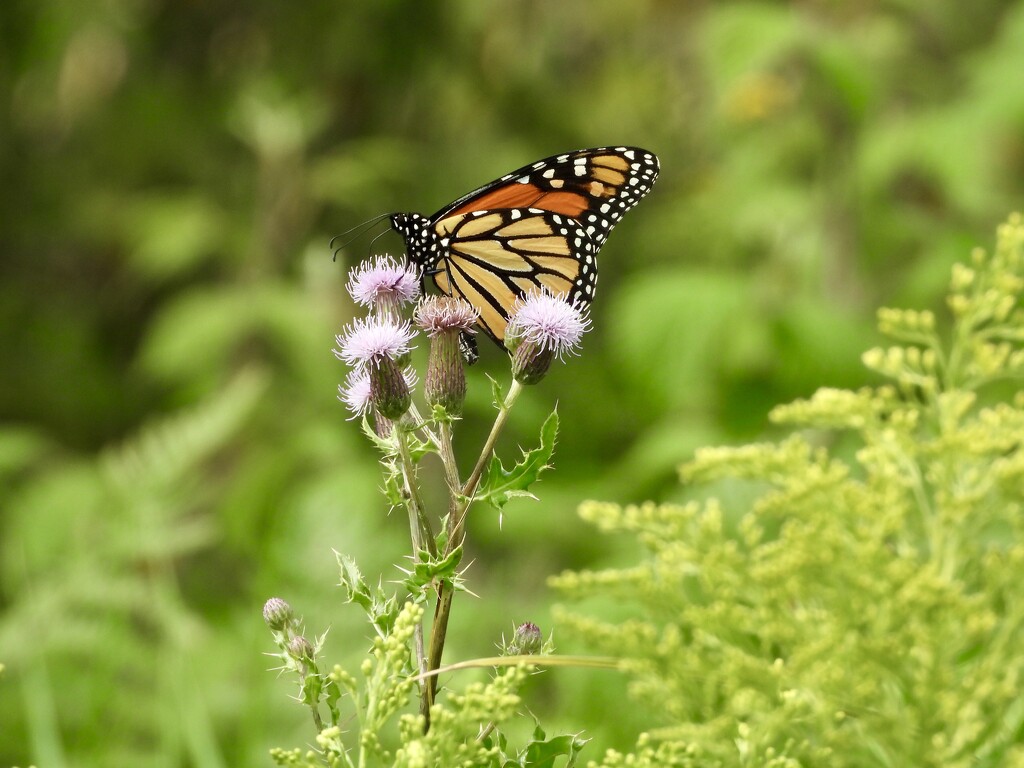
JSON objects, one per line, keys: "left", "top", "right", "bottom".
{"left": 346, "top": 255, "right": 420, "bottom": 312}
{"left": 338, "top": 369, "right": 373, "bottom": 417}
{"left": 507, "top": 290, "right": 591, "bottom": 359}
{"left": 414, "top": 296, "right": 480, "bottom": 337}
{"left": 505, "top": 290, "right": 591, "bottom": 385}
{"left": 335, "top": 316, "right": 416, "bottom": 370}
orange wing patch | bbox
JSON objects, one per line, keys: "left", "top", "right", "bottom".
{"left": 448, "top": 184, "right": 544, "bottom": 216}
{"left": 531, "top": 191, "right": 588, "bottom": 216}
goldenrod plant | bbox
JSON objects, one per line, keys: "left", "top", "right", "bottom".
{"left": 553, "top": 214, "right": 1024, "bottom": 767}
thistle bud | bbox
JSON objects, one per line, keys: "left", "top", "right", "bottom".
{"left": 509, "top": 621, "right": 543, "bottom": 655}
{"left": 287, "top": 635, "right": 315, "bottom": 664}
{"left": 415, "top": 296, "right": 480, "bottom": 416}
{"left": 425, "top": 330, "right": 466, "bottom": 413}
{"left": 510, "top": 337, "right": 554, "bottom": 385}
{"left": 369, "top": 355, "right": 412, "bottom": 420}
{"left": 262, "top": 597, "right": 294, "bottom": 631}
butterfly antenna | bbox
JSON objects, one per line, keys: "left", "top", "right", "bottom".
{"left": 365, "top": 225, "right": 394, "bottom": 256}
{"left": 330, "top": 213, "right": 393, "bottom": 261}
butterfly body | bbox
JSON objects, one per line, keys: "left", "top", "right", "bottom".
{"left": 391, "top": 146, "right": 659, "bottom": 351}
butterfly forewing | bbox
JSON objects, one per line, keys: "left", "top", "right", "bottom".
{"left": 437, "top": 147, "right": 658, "bottom": 247}
{"left": 392, "top": 146, "right": 658, "bottom": 350}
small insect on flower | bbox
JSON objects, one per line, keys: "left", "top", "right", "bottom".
{"left": 505, "top": 290, "right": 591, "bottom": 385}
{"left": 346, "top": 254, "right": 421, "bottom": 319}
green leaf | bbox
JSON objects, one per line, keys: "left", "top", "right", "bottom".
{"left": 489, "top": 375, "right": 506, "bottom": 409}
{"left": 324, "top": 676, "right": 342, "bottom": 726}
{"left": 337, "top": 553, "right": 372, "bottom": 611}
{"left": 361, "top": 413, "right": 397, "bottom": 454}
{"left": 381, "top": 459, "right": 405, "bottom": 509}
{"left": 336, "top": 552, "right": 398, "bottom": 635}
{"left": 300, "top": 671, "right": 323, "bottom": 709}
{"left": 520, "top": 732, "right": 589, "bottom": 768}
{"left": 477, "top": 410, "right": 558, "bottom": 512}
{"left": 401, "top": 546, "right": 464, "bottom": 592}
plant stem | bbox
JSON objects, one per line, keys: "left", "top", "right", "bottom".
{"left": 396, "top": 427, "right": 437, "bottom": 559}
{"left": 395, "top": 424, "right": 436, "bottom": 727}
{"left": 437, "top": 420, "right": 463, "bottom": 499}
{"left": 423, "top": 380, "right": 524, "bottom": 729}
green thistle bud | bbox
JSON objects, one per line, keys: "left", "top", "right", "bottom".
{"left": 425, "top": 329, "right": 466, "bottom": 414}
{"left": 415, "top": 296, "right": 479, "bottom": 415}
{"left": 287, "top": 635, "right": 315, "bottom": 664}
{"left": 510, "top": 338, "right": 554, "bottom": 385}
{"left": 369, "top": 356, "right": 412, "bottom": 420}
{"left": 510, "top": 621, "right": 543, "bottom": 655}
{"left": 262, "top": 597, "right": 294, "bottom": 631}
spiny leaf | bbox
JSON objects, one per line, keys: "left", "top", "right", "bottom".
{"left": 400, "top": 546, "right": 463, "bottom": 592}
{"left": 477, "top": 410, "right": 558, "bottom": 512}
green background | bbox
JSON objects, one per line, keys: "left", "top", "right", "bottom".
{"left": 2, "top": 0, "right": 1023, "bottom": 764}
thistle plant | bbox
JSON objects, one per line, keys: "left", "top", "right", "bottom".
{"left": 552, "top": 214, "right": 1024, "bottom": 767}
{"left": 265, "top": 256, "right": 593, "bottom": 767}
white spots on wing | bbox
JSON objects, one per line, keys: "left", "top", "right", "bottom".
{"left": 543, "top": 168, "right": 556, "bottom": 179}
{"left": 517, "top": 176, "right": 530, "bottom": 183}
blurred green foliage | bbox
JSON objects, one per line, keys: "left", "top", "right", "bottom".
{"left": 1, "top": 0, "right": 1023, "bottom": 764}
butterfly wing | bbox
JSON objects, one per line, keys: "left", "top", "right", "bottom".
{"left": 393, "top": 147, "right": 659, "bottom": 353}
{"left": 431, "top": 208, "right": 597, "bottom": 345}
{"left": 434, "top": 146, "right": 659, "bottom": 248}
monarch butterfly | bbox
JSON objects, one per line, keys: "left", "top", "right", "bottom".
{"left": 390, "top": 146, "right": 659, "bottom": 359}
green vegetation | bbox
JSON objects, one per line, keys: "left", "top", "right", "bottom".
{"left": 2, "top": 1, "right": 1024, "bottom": 765}
{"left": 556, "top": 216, "right": 1024, "bottom": 766}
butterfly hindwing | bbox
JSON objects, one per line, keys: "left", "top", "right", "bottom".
{"left": 432, "top": 208, "right": 596, "bottom": 345}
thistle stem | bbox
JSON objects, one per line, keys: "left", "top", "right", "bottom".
{"left": 423, "top": 379, "right": 524, "bottom": 729}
